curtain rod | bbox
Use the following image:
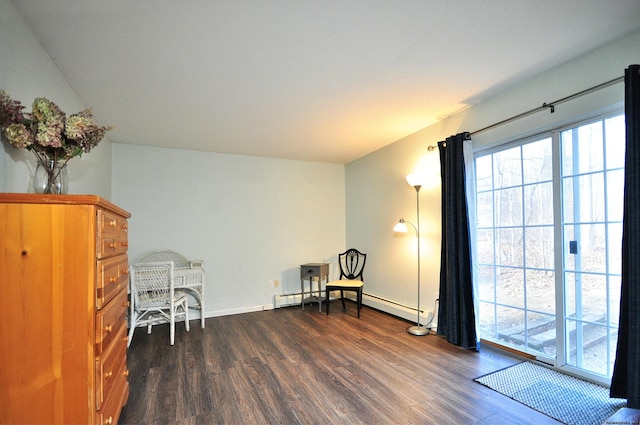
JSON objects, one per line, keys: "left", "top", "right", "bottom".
{"left": 426, "top": 75, "right": 624, "bottom": 150}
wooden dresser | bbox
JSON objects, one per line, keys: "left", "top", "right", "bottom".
{"left": 0, "top": 194, "right": 131, "bottom": 425}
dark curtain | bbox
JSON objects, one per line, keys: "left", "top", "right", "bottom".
{"left": 611, "top": 64, "right": 640, "bottom": 406}
{"left": 436, "top": 132, "right": 478, "bottom": 350}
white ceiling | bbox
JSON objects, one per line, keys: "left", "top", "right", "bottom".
{"left": 11, "top": 1, "right": 640, "bottom": 164}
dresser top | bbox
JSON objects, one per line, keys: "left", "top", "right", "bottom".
{"left": 0, "top": 193, "right": 131, "bottom": 218}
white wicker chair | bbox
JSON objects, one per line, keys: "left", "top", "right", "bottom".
{"left": 136, "top": 250, "right": 206, "bottom": 329}
{"left": 128, "top": 261, "right": 190, "bottom": 346}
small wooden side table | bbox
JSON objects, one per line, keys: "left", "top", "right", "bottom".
{"left": 300, "top": 263, "right": 329, "bottom": 312}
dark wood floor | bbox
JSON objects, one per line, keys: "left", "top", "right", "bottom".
{"left": 119, "top": 303, "right": 562, "bottom": 425}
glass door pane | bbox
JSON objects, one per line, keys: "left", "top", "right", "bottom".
{"left": 560, "top": 115, "right": 625, "bottom": 378}
{"left": 476, "top": 137, "right": 556, "bottom": 359}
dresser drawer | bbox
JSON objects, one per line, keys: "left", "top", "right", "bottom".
{"left": 97, "top": 209, "right": 128, "bottom": 259}
{"left": 95, "top": 323, "right": 128, "bottom": 411}
{"left": 97, "top": 255, "right": 129, "bottom": 309}
{"left": 96, "top": 366, "right": 129, "bottom": 425}
{"left": 96, "top": 289, "right": 128, "bottom": 354}
{"left": 97, "top": 209, "right": 129, "bottom": 237}
{"left": 97, "top": 234, "right": 129, "bottom": 259}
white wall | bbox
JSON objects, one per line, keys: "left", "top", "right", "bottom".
{"left": 112, "top": 143, "right": 345, "bottom": 316}
{"left": 346, "top": 29, "right": 640, "bottom": 325}
{"left": 0, "top": 1, "right": 112, "bottom": 197}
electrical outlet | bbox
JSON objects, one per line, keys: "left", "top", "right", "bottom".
{"left": 268, "top": 280, "right": 274, "bottom": 288}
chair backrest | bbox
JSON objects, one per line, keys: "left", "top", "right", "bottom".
{"left": 137, "top": 250, "right": 191, "bottom": 268}
{"left": 338, "top": 248, "right": 366, "bottom": 281}
{"left": 130, "top": 261, "right": 175, "bottom": 308}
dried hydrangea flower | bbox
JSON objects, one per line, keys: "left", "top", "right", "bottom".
{"left": 0, "top": 90, "right": 26, "bottom": 129}
{"left": 36, "top": 119, "right": 64, "bottom": 148}
{"left": 32, "top": 97, "right": 65, "bottom": 124}
{"left": 5, "top": 123, "right": 34, "bottom": 149}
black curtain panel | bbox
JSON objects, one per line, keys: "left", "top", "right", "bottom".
{"left": 436, "top": 132, "right": 478, "bottom": 350}
{"left": 611, "top": 64, "right": 640, "bottom": 407}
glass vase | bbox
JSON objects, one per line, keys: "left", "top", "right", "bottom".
{"left": 34, "top": 158, "right": 68, "bottom": 194}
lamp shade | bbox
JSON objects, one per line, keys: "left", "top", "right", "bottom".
{"left": 393, "top": 219, "right": 408, "bottom": 233}
{"left": 406, "top": 172, "right": 427, "bottom": 188}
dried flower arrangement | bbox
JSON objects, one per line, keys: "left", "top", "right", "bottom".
{"left": 0, "top": 89, "right": 112, "bottom": 165}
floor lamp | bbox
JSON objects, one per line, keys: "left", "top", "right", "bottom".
{"left": 394, "top": 173, "right": 428, "bottom": 336}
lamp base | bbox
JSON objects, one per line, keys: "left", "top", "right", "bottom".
{"left": 407, "top": 325, "right": 429, "bottom": 336}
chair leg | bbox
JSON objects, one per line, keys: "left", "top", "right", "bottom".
{"left": 357, "top": 288, "right": 362, "bottom": 318}
{"left": 127, "top": 318, "right": 136, "bottom": 348}
{"left": 340, "top": 290, "right": 346, "bottom": 309}
{"left": 185, "top": 300, "right": 190, "bottom": 332}
{"left": 128, "top": 300, "right": 136, "bottom": 348}
{"left": 326, "top": 287, "right": 330, "bottom": 315}
{"left": 170, "top": 311, "right": 175, "bottom": 346}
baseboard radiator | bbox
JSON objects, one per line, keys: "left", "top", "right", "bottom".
{"left": 274, "top": 291, "right": 436, "bottom": 329}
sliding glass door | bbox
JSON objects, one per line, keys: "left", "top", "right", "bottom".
{"left": 560, "top": 115, "right": 625, "bottom": 377}
{"left": 476, "top": 136, "right": 557, "bottom": 361}
{"left": 475, "top": 112, "right": 625, "bottom": 381}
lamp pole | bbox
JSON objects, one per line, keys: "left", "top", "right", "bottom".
{"left": 407, "top": 183, "right": 428, "bottom": 336}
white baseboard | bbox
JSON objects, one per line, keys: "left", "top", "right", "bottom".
{"left": 201, "top": 304, "right": 272, "bottom": 318}
{"left": 363, "top": 293, "right": 435, "bottom": 329}
{"left": 271, "top": 291, "right": 437, "bottom": 330}
{"left": 185, "top": 293, "right": 438, "bottom": 332}
{"left": 272, "top": 291, "right": 343, "bottom": 309}
{"left": 274, "top": 292, "right": 304, "bottom": 308}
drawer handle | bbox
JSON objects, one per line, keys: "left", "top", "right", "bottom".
{"left": 105, "top": 371, "right": 113, "bottom": 379}
{"left": 105, "top": 416, "right": 113, "bottom": 425}
{"left": 109, "top": 242, "right": 117, "bottom": 249}
{"left": 109, "top": 220, "right": 117, "bottom": 227}
{"left": 307, "top": 270, "right": 314, "bottom": 273}
{"left": 122, "top": 242, "right": 129, "bottom": 247}
{"left": 105, "top": 325, "right": 113, "bottom": 333}
{"left": 109, "top": 276, "right": 117, "bottom": 283}
{"left": 122, "top": 268, "right": 129, "bottom": 275}
{"left": 124, "top": 369, "right": 130, "bottom": 377}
